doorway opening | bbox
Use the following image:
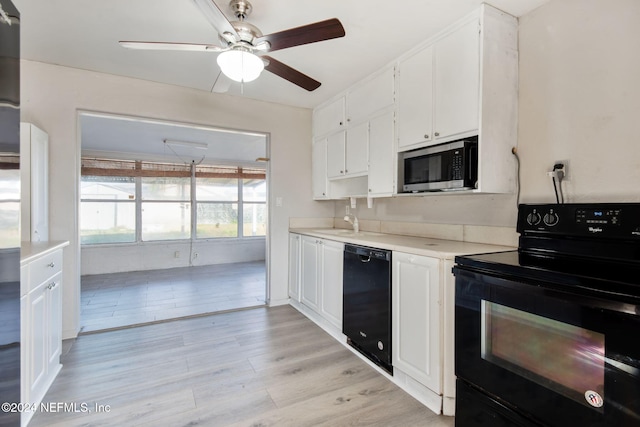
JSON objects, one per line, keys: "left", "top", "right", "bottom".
{"left": 78, "top": 112, "right": 269, "bottom": 332}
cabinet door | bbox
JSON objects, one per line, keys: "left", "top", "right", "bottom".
{"left": 30, "top": 125, "right": 49, "bottom": 242}
{"left": 346, "top": 66, "right": 395, "bottom": 125}
{"left": 345, "top": 121, "right": 368, "bottom": 177}
{"left": 313, "top": 96, "right": 345, "bottom": 136}
{"left": 368, "top": 111, "right": 395, "bottom": 196}
{"left": 312, "top": 138, "right": 329, "bottom": 199}
{"left": 320, "top": 240, "right": 344, "bottom": 329}
{"left": 434, "top": 19, "right": 480, "bottom": 141}
{"left": 28, "top": 281, "right": 48, "bottom": 402}
{"left": 326, "top": 131, "right": 346, "bottom": 179}
{"left": 300, "top": 236, "right": 320, "bottom": 312}
{"left": 47, "top": 276, "right": 62, "bottom": 373}
{"left": 392, "top": 252, "right": 442, "bottom": 393}
{"left": 288, "top": 234, "right": 302, "bottom": 301}
{"left": 398, "top": 45, "right": 434, "bottom": 149}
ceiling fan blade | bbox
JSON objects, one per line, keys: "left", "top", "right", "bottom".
{"left": 256, "top": 18, "right": 345, "bottom": 52}
{"left": 192, "top": 0, "right": 239, "bottom": 41}
{"left": 119, "top": 41, "right": 225, "bottom": 52}
{"left": 211, "top": 70, "right": 232, "bottom": 93}
{"left": 262, "top": 56, "right": 321, "bottom": 91}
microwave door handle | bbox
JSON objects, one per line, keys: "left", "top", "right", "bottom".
{"left": 468, "top": 143, "right": 478, "bottom": 187}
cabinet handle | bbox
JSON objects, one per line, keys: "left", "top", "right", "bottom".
{"left": 424, "top": 134, "right": 429, "bottom": 139}
{"left": 340, "top": 170, "right": 344, "bottom": 174}
{"left": 344, "top": 169, "right": 348, "bottom": 173}
{"left": 47, "top": 262, "right": 55, "bottom": 268}
{"left": 435, "top": 132, "right": 440, "bottom": 137}
{"left": 47, "top": 282, "right": 57, "bottom": 290}
{"left": 339, "top": 121, "right": 343, "bottom": 126}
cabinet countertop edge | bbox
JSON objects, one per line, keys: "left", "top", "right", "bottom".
{"left": 290, "top": 228, "right": 514, "bottom": 260}
{"left": 21, "top": 240, "right": 70, "bottom": 265}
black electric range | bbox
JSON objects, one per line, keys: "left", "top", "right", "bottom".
{"left": 453, "top": 203, "right": 640, "bottom": 427}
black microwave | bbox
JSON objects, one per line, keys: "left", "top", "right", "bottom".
{"left": 399, "top": 136, "right": 478, "bottom": 192}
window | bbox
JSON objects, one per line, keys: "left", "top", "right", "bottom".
{"left": 196, "top": 177, "right": 239, "bottom": 238}
{"left": 0, "top": 165, "right": 20, "bottom": 249}
{"left": 80, "top": 176, "right": 136, "bottom": 244}
{"left": 141, "top": 177, "right": 191, "bottom": 241}
{"left": 80, "top": 159, "right": 266, "bottom": 245}
{"left": 242, "top": 178, "right": 267, "bottom": 237}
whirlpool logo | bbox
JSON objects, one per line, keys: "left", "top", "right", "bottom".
{"left": 588, "top": 227, "right": 603, "bottom": 233}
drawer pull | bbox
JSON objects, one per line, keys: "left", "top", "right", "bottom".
{"left": 47, "top": 262, "right": 55, "bottom": 268}
{"left": 47, "top": 282, "right": 57, "bottom": 290}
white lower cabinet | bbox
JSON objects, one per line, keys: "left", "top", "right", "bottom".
{"left": 21, "top": 247, "right": 64, "bottom": 427}
{"left": 299, "top": 235, "right": 344, "bottom": 329}
{"left": 288, "top": 233, "right": 302, "bottom": 302}
{"left": 319, "top": 240, "right": 343, "bottom": 329}
{"left": 392, "top": 252, "right": 443, "bottom": 402}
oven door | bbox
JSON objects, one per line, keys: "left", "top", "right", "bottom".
{"left": 454, "top": 267, "right": 640, "bottom": 427}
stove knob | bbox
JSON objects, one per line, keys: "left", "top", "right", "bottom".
{"left": 526, "top": 212, "right": 541, "bottom": 225}
{"left": 544, "top": 212, "right": 559, "bottom": 226}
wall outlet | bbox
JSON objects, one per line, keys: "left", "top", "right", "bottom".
{"left": 553, "top": 160, "right": 569, "bottom": 181}
{"left": 193, "top": 252, "right": 199, "bottom": 259}
{"left": 174, "top": 251, "right": 180, "bottom": 258}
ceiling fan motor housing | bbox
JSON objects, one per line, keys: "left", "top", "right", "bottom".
{"left": 229, "top": 0, "right": 252, "bottom": 20}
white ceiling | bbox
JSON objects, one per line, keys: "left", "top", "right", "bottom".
{"left": 15, "top": 0, "right": 549, "bottom": 164}
{"left": 80, "top": 113, "right": 267, "bottom": 166}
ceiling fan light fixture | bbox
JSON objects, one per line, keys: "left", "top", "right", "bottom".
{"left": 216, "top": 49, "right": 264, "bottom": 83}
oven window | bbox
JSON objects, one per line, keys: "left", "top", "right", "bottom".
{"left": 481, "top": 300, "right": 605, "bottom": 410}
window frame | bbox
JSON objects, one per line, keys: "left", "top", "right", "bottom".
{"left": 80, "top": 159, "right": 266, "bottom": 246}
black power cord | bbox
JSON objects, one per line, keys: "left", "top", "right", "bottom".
{"left": 551, "top": 163, "right": 565, "bottom": 204}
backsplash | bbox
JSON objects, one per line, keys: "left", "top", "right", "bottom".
{"left": 289, "top": 217, "right": 518, "bottom": 247}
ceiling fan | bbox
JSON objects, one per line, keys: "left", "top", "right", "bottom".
{"left": 119, "top": 0, "right": 345, "bottom": 91}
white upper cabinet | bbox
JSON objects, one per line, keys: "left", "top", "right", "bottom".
{"left": 312, "top": 138, "right": 329, "bottom": 199}
{"left": 368, "top": 110, "right": 396, "bottom": 196}
{"left": 433, "top": 18, "right": 480, "bottom": 142}
{"left": 313, "top": 96, "right": 345, "bottom": 137}
{"left": 346, "top": 66, "right": 395, "bottom": 125}
{"left": 326, "top": 131, "right": 347, "bottom": 179}
{"left": 344, "top": 121, "right": 369, "bottom": 177}
{"left": 20, "top": 123, "right": 49, "bottom": 242}
{"left": 398, "top": 45, "right": 434, "bottom": 150}
{"left": 312, "top": 4, "right": 517, "bottom": 197}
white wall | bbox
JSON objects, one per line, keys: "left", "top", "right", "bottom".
{"left": 517, "top": 0, "right": 640, "bottom": 203}
{"left": 81, "top": 239, "right": 265, "bottom": 275}
{"left": 20, "top": 60, "right": 334, "bottom": 339}
{"left": 334, "top": 0, "right": 640, "bottom": 224}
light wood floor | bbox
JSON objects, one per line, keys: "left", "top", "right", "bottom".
{"left": 30, "top": 305, "right": 455, "bottom": 427}
{"left": 81, "top": 261, "right": 266, "bottom": 332}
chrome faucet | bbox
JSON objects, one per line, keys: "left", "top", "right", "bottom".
{"left": 344, "top": 213, "right": 359, "bottom": 233}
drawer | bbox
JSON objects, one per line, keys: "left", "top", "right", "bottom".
{"left": 28, "top": 249, "right": 63, "bottom": 291}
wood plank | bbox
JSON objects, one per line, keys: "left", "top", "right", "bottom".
{"left": 28, "top": 305, "right": 455, "bottom": 426}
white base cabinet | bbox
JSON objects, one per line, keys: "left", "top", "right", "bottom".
{"left": 21, "top": 245, "right": 65, "bottom": 427}
{"left": 288, "top": 233, "right": 302, "bottom": 302}
{"left": 299, "top": 235, "right": 344, "bottom": 330}
{"left": 392, "top": 252, "right": 442, "bottom": 395}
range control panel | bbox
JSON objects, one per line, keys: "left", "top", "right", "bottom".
{"left": 517, "top": 203, "right": 640, "bottom": 239}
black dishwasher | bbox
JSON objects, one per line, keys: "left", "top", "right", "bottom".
{"left": 342, "top": 244, "right": 392, "bottom": 374}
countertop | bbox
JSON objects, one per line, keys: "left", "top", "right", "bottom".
{"left": 21, "top": 240, "right": 70, "bottom": 265}
{"left": 289, "top": 228, "right": 515, "bottom": 259}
